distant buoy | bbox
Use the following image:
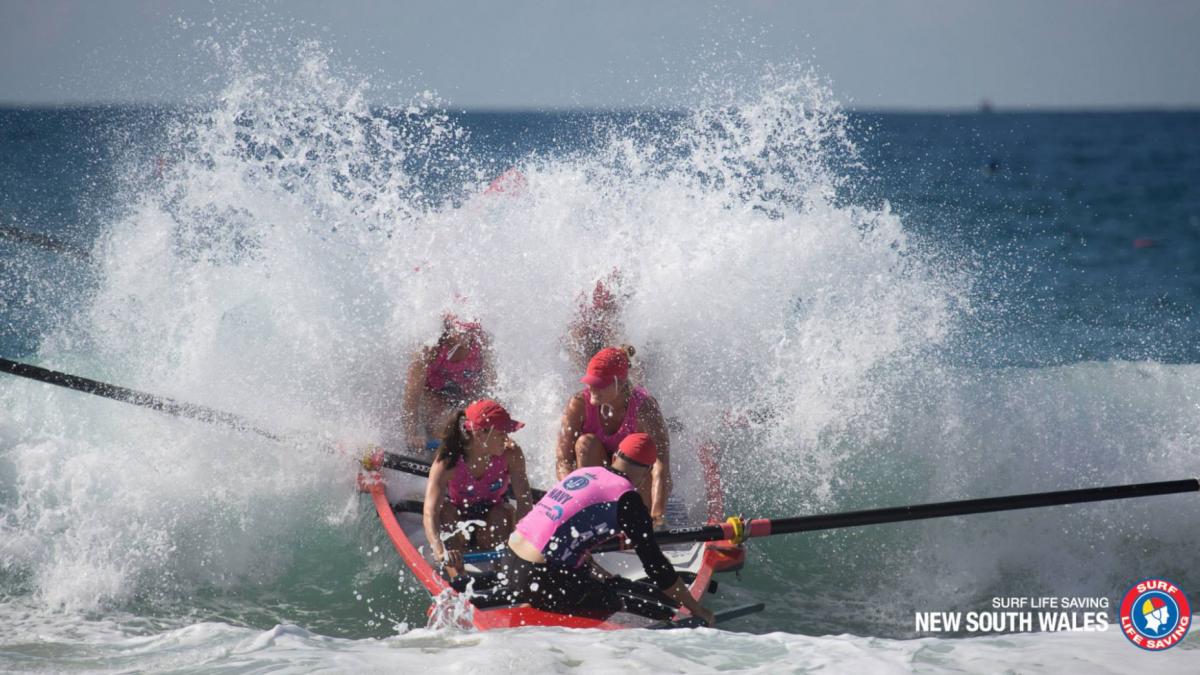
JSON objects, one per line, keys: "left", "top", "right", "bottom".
{"left": 1133, "top": 238, "right": 1157, "bottom": 249}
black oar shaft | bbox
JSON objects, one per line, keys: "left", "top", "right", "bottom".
{"left": 642, "top": 478, "right": 1199, "bottom": 547}
{"left": 0, "top": 224, "right": 91, "bottom": 260}
{"left": 0, "top": 357, "right": 280, "bottom": 441}
{"left": 765, "top": 478, "right": 1200, "bottom": 536}
{"left": 380, "top": 452, "right": 431, "bottom": 477}
{"left": 0, "top": 360, "right": 503, "bottom": 485}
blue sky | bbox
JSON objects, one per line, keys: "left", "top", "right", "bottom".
{"left": 2, "top": 0, "right": 1198, "bottom": 109}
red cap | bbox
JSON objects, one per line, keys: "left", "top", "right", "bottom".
{"left": 463, "top": 399, "right": 524, "bottom": 433}
{"left": 580, "top": 347, "right": 629, "bottom": 387}
{"left": 616, "top": 433, "right": 657, "bottom": 467}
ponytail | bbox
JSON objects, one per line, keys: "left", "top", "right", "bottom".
{"left": 436, "top": 409, "right": 472, "bottom": 467}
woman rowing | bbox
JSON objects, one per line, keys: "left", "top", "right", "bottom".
{"left": 555, "top": 345, "right": 672, "bottom": 525}
{"left": 402, "top": 314, "right": 496, "bottom": 453}
{"left": 423, "top": 399, "right": 533, "bottom": 578}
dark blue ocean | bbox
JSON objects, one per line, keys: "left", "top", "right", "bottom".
{"left": 2, "top": 94, "right": 1198, "bottom": 672}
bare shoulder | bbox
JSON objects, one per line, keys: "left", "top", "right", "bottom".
{"left": 427, "top": 454, "right": 452, "bottom": 483}
{"left": 504, "top": 441, "right": 526, "bottom": 461}
{"left": 412, "top": 346, "right": 435, "bottom": 367}
{"left": 638, "top": 394, "right": 671, "bottom": 438}
{"left": 565, "top": 391, "right": 588, "bottom": 415}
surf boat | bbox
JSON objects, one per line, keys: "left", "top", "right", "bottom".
{"left": 360, "top": 440, "right": 748, "bottom": 630}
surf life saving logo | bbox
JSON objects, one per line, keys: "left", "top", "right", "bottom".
{"left": 1118, "top": 578, "right": 1191, "bottom": 651}
{"left": 563, "top": 475, "right": 590, "bottom": 491}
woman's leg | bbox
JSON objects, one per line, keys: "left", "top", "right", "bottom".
{"left": 478, "top": 501, "right": 514, "bottom": 549}
{"left": 574, "top": 433, "right": 608, "bottom": 469}
{"left": 498, "top": 549, "right": 542, "bottom": 605}
{"left": 439, "top": 500, "right": 469, "bottom": 560}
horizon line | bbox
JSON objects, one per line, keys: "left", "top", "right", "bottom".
{"left": 2, "top": 100, "right": 1199, "bottom": 115}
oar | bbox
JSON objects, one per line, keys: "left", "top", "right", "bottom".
{"left": 415, "top": 477, "right": 1199, "bottom": 561}
{"left": 2, "top": 357, "right": 547, "bottom": 491}
{"left": 628, "top": 478, "right": 1200, "bottom": 549}
{"left": 1, "top": 357, "right": 282, "bottom": 441}
{"left": 0, "top": 223, "right": 91, "bottom": 260}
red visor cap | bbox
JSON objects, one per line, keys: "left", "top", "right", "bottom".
{"left": 616, "top": 432, "right": 657, "bottom": 467}
{"left": 580, "top": 347, "right": 630, "bottom": 387}
{"left": 464, "top": 399, "right": 524, "bottom": 433}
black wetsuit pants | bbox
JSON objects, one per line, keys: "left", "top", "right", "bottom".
{"left": 498, "top": 549, "right": 675, "bottom": 620}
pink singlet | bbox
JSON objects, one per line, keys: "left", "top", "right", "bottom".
{"left": 447, "top": 454, "right": 510, "bottom": 508}
{"left": 580, "top": 386, "right": 650, "bottom": 456}
{"left": 425, "top": 339, "right": 484, "bottom": 400}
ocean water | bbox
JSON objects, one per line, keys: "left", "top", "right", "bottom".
{"left": 2, "top": 46, "right": 1199, "bottom": 673}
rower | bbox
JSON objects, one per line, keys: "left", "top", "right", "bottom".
{"left": 504, "top": 433, "right": 715, "bottom": 625}
{"left": 555, "top": 346, "right": 672, "bottom": 525}
{"left": 564, "top": 274, "right": 624, "bottom": 373}
{"left": 423, "top": 399, "right": 533, "bottom": 578}
{"left": 402, "top": 314, "right": 497, "bottom": 453}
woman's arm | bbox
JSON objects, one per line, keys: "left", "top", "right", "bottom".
{"left": 479, "top": 333, "right": 499, "bottom": 395}
{"left": 555, "top": 394, "right": 586, "bottom": 480}
{"left": 422, "top": 458, "right": 459, "bottom": 573}
{"left": 505, "top": 441, "right": 534, "bottom": 521}
{"left": 402, "top": 349, "right": 432, "bottom": 448}
{"left": 663, "top": 578, "right": 716, "bottom": 627}
{"left": 640, "top": 397, "right": 672, "bottom": 525}
{"left": 617, "top": 492, "right": 714, "bottom": 625}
